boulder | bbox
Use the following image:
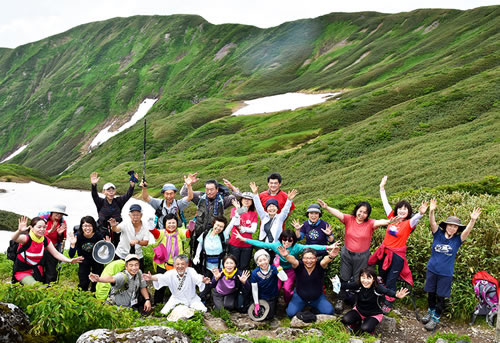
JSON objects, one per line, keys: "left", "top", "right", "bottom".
{"left": 218, "top": 333, "right": 251, "bottom": 343}
{"left": 375, "top": 315, "right": 396, "bottom": 334}
{"left": 0, "top": 302, "right": 31, "bottom": 343}
{"left": 229, "top": 313, "right": 262, "bottom": 330}
{"left": 290, "top": 314, "right": 337, "bottom": 328}
{"left": 203, "top": 313, "right": 229, "bottom": 332}
{"left": 76, "top": 326, "right": 191, "bottom": 343}
{"left": 275, "top": 328, "right": 305, "bottom": 340}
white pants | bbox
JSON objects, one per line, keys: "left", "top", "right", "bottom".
{"left": 161, "top": 295, "right": 207, "bottom": 314}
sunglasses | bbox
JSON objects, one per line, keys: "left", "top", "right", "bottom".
{"left": 282, "top": 238, "right": 294, "bottom": 243}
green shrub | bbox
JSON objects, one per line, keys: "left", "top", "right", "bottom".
{"left": 0, "top": 283, "right": 140, "bottom": 342}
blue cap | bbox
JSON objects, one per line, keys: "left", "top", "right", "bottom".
{"left": 161, "top": 183, "right": 178, "bottom": 193}
{"left": 265, "top": 198, "right": 279, "bottom": 209}
{"left": 129, "top": 204, "right": 142, "bottom": 212}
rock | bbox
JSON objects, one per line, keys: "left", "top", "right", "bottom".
{"left": 375, "top": 315, "right": 396, "bottom": 334}
{"left": 275, "top": 328, "right": 305, "bottom": 340}
{"left": 306, "top": 328, "right": 322, "bottom": 337}
{"left": 218, "top": 333, "right": 251, "bottom": 343}
{"left": 240, "top": 329, "right": 276, "bottom": 339}
{"left": 76, "top": 326, "right": 190, "bottom": 343}
{"left": 203, "top": 313, "right": 229, "bottom": 332}
{"left": 0, "top": 302, "right": 31, "bottom": 343}
{"left": 229, "top": 313, "right": 262, "bottom": 330}
{"left": 349, "top": 338, "right": 363, "bottom": 343}
{"left": 290, "top": 314, "right": 336, "bottom": 328}
{"left": 435, "top": 339, "right": 448, "bottom": 343}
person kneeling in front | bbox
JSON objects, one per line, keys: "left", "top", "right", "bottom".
{"left": 143, "top": 254, "right": 211, "bottom": 314}
{"left": 89, "top": 254, "right": 151, "bottom": 313}
{"left": 278, "top": 243, "right": 341, "bottom": 317}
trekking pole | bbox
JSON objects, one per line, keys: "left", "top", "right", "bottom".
{"left": 142, "top": 118, "right": 147, "bottom": 183}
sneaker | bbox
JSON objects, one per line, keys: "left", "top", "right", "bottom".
{"left": 335, "top": 299, "right": 344, "bottom": 314}
{"left": 421, "top": 309, "right": 435, "bottom": 324}
{"left": 381, "top": 303, "right": 392, "bottom": 314}
{"left": 424, "top": 316, "right": 440, "bottom": 331}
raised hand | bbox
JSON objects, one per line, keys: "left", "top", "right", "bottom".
{"left": 202, "top": 276, "right": 211, "bottom": 284}
{"left": 57, "top": 222, "right": 67, "bottom": 235}
{"left": 288, "top": 189, "right": 298, "bottom": 201}
{"left": 232, "top": 198, "right": 241, "bottom": 210}
{"left": 108, "top": 218, "right": 118, "bottom": 227}
{"left": 90, "top": 172, "right": 100, "bottom": 185}
{"left": 277, "top": 245, "right": 289, "bottom": 258}
{"left": 327, "top": 241, "right": 342, "bottom": 258}
{"left": 18, "top": 216, "right": 29, "bottom": 232}
{"left": 184, "top": 174, "right": 196, "bottom": 186}
{"left": 187, "top": 172, "right": 199, "bottom": 184}
{"left": 396, "top": 287, "right": 409, "bottom": 299}
{"left": 68, "top": 230, "right": 77, "bottom": 247}
{"left": 223, "top": 179, "right": 236, "bottom": 192}
{"left": 238, "top": 270, "right": 250, "bottom": 284}
{"left": 317, "top": 199, "right": 328, "bottom": 209}
{"left": 249, "top": 182, "right": 258, "bottom": 194}
{"left": 470, "top": 208, "right": 482, "bottom": 221}
{"left": 380, "top": 176, "right": 387, "bottom": 190}
{"left": 234, "top": 231, "right": 245, "bottom": 242}
{"left": 430, "top": 198, "right": 437, "bottom": 212}
{"left": 140, "top": 180, "right": 148, "bottom": 188}
{"left": 130, "top": 173, "right": 139, "bottom": 185}
{"left": 212, "top": 268, "right": 222, "bottom": 280}
{"left": 291, "top": 218, "right": 302, "bottom": 230}
{"left": 143, "top": 272, "right": 153, "bottom": 281}
{"left": 321, "top": 224, "right": 332, "bottom": 237}
{"left": 419, "top": 201, "right": 429, "bottom": 215}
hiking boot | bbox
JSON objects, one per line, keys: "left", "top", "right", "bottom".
{"left": 335, "top": 299, "right": 344, "bottom": 314}
{"left": 421, "top": 309, "right": 435, "bottom": 324}
{"left": 424, "top": 316, "right": 440, "bottom": 331}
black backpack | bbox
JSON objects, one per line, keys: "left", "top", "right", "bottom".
{"left": 7, "top": 240, "right": 25, "bottom": 261}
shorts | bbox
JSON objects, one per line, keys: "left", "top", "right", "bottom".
{"left": 424, "top": 270, "right": 453, "bottom": 298}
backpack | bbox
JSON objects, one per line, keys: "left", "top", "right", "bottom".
{"left": 154, "top": 199, "right": 187, "bottom": 227}
{"left": 471, "top": 271, "right": 498, "bottom": 327}
{"left": 7, "top": 240, "right": 22, "bottom": 261}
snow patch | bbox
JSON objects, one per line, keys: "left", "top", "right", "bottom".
{"left": 1, "top": 145, "right": 28, "bottom": 163}
{"left": 89, "top": 98, "right": 157, "bottom": 149}
{"left": 232, "top": 92, "right": 341, "bottom": 116}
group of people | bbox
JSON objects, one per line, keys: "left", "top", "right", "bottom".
{"left": 10, "top": 172, "right": 481, "bottom": 334}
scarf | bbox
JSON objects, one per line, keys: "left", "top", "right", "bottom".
{"left": 223, "top": 268, "right": 238, "bottom": 280}
{"left": 165, "top": 231, "right": 179, "bottom": 260}
{"left": 205, "top": 193, "right": 222, "bottom": 216}
{"left": 263, "top": 217, "right": 275, "bottom": 242}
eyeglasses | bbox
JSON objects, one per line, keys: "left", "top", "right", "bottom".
{"left": 81, "top": 224, "right": 93, "bottom": 228}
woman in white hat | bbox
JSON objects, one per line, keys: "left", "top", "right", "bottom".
{"left": 421, "top": 199, "right": 481, "bottom": 331}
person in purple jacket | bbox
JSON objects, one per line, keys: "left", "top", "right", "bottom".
{"left": 292, "top": 203, "right": 334, "bottom": 256}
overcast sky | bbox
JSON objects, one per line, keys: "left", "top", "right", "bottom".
{"left": 1, "top": 0, "right": 498, "bottom": 49}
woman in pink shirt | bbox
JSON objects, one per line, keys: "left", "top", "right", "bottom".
{"left": 318, "top": 199, "right": 390, "bottom": 314}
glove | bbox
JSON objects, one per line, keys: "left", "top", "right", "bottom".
{"left": 273, "top": 255, "right": 281, "bottom": 268}
{"left": 254, "top": 304, "right": 260, "bottom": 316}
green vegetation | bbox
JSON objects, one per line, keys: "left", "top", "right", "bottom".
{"left": 427, "top": 332, "right": 471, "bottom": 343}
{"left": 0, "top": 164, "right": 50, "bottom": 183}
{"left": 0, "top": 209, "right": 24, "bottom": 231}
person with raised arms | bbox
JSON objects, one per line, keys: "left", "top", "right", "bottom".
{"left": 316, "top": 198, "right": 391, "bottom": 313}
{"left": 259, "top": 172, "right": 296, "bottom": 215}
{"left": 292, "top": 203, "right": 334, "bottom": 256}
{"left": 143, "top": 255, "right": 211, "bottom": 314}
{"left": 140, "top": 174, "right": 195, "bottom": 229}
{"left": 421, "top": 199, "right": 481, "bottom": 331}
{"left": 277, "top": 244, "right": 341, "bottom": 318}
{"left": 11, "top": 216, "right": 83, "bottom": 285}
{"left": 40, "top": 204, "right": 68, "bottom": 283}
{"left": 90, "top": 171, "right": 138, "bottom": 247}
{"left": 368, "top": 176, "right": 428, "bottom": 313}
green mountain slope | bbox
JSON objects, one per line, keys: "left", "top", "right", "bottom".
{"left": 0, "top": 7, "right": 498, "bottom": 198}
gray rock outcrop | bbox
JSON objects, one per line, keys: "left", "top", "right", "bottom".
{"left": 76, "top": 325, "right": 191, "bottom": 343}
{"left": 0, "top": 302, "right": 31, "bottom": 343}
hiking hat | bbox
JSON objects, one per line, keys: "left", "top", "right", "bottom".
{"left": 254, "top": 249, "right": 270, "bottom": 263}
{"left": 240, "top": 192, "right": 254, "bottom": 200}
{"left": 48, "top": 204, "right": 68, "bottom": 216}
{"left": 129, "top": 204, "right": 142, "bottom": 212}
{"left": 161, "top": 183, "right": 178, "bottom": 193}
{"left": 439, "top": 216, "right": 466, "bottom": 233}
{"left": 125, "top": 254, "right": 140, "bottom": 263}
{"left": 248, "top": 299, "right": 271, "bottom": 321}
{"left": 265, "top": 198, "right": 279, "bottom": 209}
{"left": 92, "top": 240, "right": 115, "bottom": 264}
{"left": 305, "top": 203, "right": 322, "bottom": 217}
{"left": 102, "top": 182, "right": 116, "bottom": 191}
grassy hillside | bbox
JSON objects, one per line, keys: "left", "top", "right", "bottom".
{"left": 0, "top": 7, "right": 498, "bottom": 200}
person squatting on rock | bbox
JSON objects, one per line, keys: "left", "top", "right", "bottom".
{"left": 68, "top": 216, "right": 108, "bottom": 292}
{"left": 249, "top": 249, "right": 288, "bottom": 321}
{"left": 368, "top": 176, "right": 428, "bottom": 313}
{"left": 89, "top": 254, "right": 151, "bottom": 312}
{"left": 421, "top": 199, "right": 481, "bottom": 331}
{"left": 278, "top": 244, "right": 341, "bottom": 317}
{"left": 90, "top": 172, "right": 138, "bottom": 247}
{"left": 317, "top": 198, "right": 391, "bottom": 314}
{"left": 109, "top": 204, "right": 149, "bottom": 271}
{"left": 143, "top": 254, "right": 211, "bottom": 314}
{"left": 11, "top": 216, "right": 83, "bottom": 285}
{"left": 341, "top": 267, "right": 409, "bottom": 334}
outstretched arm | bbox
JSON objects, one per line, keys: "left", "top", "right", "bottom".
{"left": 461, "top": 208, "right": 481, "bottom": 242}
{"left": 317, "top": 199, "right": 344, "bottom": 222}
{"left": 429, "top": 199, "right": 438, "bottom": 233}
{"left": 410, "top": 201, "right": 428, "bottom": 228}
{"left": 379, "top": 176, "right": 392, "bottom": 216}
{"left": 277, "top": 246, "right": 299, "bottom": 268}
{"left": 140, "top": 180, "right": 150, "bottom": 202}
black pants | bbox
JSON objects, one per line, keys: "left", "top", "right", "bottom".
{"left": 228, "top": 245, "right": 253, "bottom": 271}
{"left": 78, "top": 260, "right": 104, "bottom": 292}
{"left": 427, "top": 292, "right": 446, "bottom": 316}
{"left": 212, "top": 288, "right": 237, "bottom": 310}
{"left": 341, "top": 309, "right": 379, "bottom": 333}
{"left": 44, "top": 251, "right": 58, "bottom": 283}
